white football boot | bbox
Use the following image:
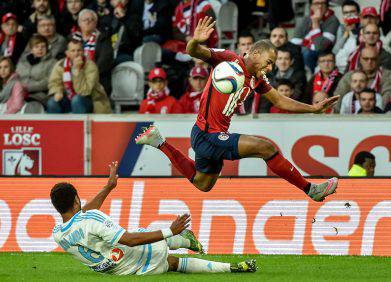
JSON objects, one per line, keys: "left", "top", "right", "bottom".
{"left": 135, "top": 125, "right": 165, "bottom": 148}
{"left": 308, "top": 177, "right": 338, "bottom": 202}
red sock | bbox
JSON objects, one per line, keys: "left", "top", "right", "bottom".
{"left": 159, "top": 141, "right": 196, "bottom": 182}
{"left": 266, "top": 152, "right": 310, "bottom": 192}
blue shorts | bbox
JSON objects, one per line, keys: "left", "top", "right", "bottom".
{"left": 190, "top": 124, "right": 241, "bottom": 174}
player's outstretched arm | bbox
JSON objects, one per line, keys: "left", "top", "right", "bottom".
{"left": 264, "top": 88, "right": 339, "bottom": 113}
{"left": 82, "top": 161, "right": 119, "bottom": 212}
{"left": 118, "top": 214, "right": 190, "bottom": 247}
{"left": 186, "top": 16, "right": 215, "bottom": 61}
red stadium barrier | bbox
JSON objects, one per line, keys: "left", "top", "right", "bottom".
{"left": 0, "top": 178, "right": 390, "bottom": 255}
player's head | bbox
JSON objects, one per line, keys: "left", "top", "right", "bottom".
{"left": 148, "top": 67, "right": 167, "bottom": 92}
{"left": 245, "top": 39, "right": 277, "bottom": 79}
{"left": 353, "top": 151, "right": 376, "bottom": 176}
{"left": 276, "top": 79, "right": 294, "bottom": 98}
{"left": 50, "top": 182, "right": 81, "bottom": 214}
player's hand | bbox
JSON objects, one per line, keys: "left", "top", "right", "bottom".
{"left": 192, "top": 16, "right": 216, "bottom": 44}
{"left": 312, "top": 95, "right": 340, "bottom": 113}
{"left": 105, "top": 161, "right": 119, "bottom": 190}
{"left": 170, "top": 214, "right": 191, "bottom": 235}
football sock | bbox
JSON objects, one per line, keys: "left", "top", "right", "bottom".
{"left": 166, "top": 235, "right": 190, "bottom": 250}
{"left": 177, "top": 258, "right": 231, "bottom": 273}
{"left": 159, "top": 141, "right": 196, "bottom": 182}
{"left": 265, "top": 151, "right": 311, "bottom": 193}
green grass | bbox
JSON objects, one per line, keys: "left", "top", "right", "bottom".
{"left": 1, "top": 253, "right": 390, "bottom": 282}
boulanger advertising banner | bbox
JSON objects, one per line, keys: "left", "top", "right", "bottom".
{"left": 0, "top": 118, "right": 86, "bottom": 175}
{"left": 90, "top": 116, "right": 391, "bottom": 176}
{"left": 0, "top": 178, "right": 390, "bottom": 256}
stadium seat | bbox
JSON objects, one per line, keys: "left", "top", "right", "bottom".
{"left": 217, "top": 1, "right": 238, "bottom": 50}
{"left": 133, "top": 42, "right": 162, "bottom": 74}
{"left": 111, "top": 61, "right": 145, "bottom": 113}
{"left": 209, "top": 0, "right": 222, "bottom": 15}
{"left": 20, "top": 101, "right": 45, "bottom": 114}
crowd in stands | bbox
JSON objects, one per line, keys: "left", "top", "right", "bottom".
{"left": 0, "top": 0, "right": 390, "bottom": 114}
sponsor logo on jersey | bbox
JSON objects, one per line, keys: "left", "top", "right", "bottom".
{"left": 104, "top": 220, "right": 114, "bottom": 228}
{"left": 218, "top": 132, "right": 229, "bottom": 141}
{"left": 90, "top": 259, "right": 116, "bottom": 272}
{"left": 111, "top": 248, "right": 124, "bottom": 262}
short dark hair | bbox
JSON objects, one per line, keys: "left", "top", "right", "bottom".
{"left": 50, "top": 182, "right": 78, "bottom": 214}
{"left": 277, "top": 47, "right": 292, "bottom": 59}
{"left": 318, "top": 51, "right": 335, "bottom": 60}
{"left": 276, "top": 78, "right": 294, "bottom": 89}
{"left": 310, "top": 0, "right": 329, "bottom": 6}
{"left": 342, "top": 0, "right": 360, "bottom": 13}
{"left": 359, "top": 88, "right": 376, "bottom": 97}
{"left": 28, "top": 34, "right": 48, "bottom": 50}
{"left": 249, "top": 39, "right": 276, "bottom": 54}
{"left": 354, "top": 151, "right": 375, "bottom": 165}
{"left": 238, "top": 30, "right": 255, "bottom": 42}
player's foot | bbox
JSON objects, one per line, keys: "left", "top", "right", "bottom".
{"left": 180, "top": 229, "right": 205, "bottom": 254}
{"left": 230, "top": 259, "right": 257, "bottom": 273}
{"left": 135, "top": 125, "right": 165, "bottom": 148}
{"left": 307, "top": 177, "right": 338, "bottom": 202}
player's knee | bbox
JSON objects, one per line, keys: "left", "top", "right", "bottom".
{"left": 196, "top": 182, "right": 214, "bottom": 192}
{"left": 258, "top": 140, "right": 277, "bottom": 159}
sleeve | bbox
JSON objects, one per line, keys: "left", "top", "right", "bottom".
{"left": 86, "top": 210, "right": 126, "bottom": 246}
{"left": 5, "top": 81, "right": 25, "bottom": 114}
{"left": 291, "top": 17, "right": 307, "bottom": 45}
{"left": 72, "top": 61, "right": 98, "bottom": 96}
{"left": 312, "top": 17, "right": 340, "bottom": 52}
{"left": 206, "top": 49, "right": 237, "bottom": 67}
{"left": 333, "top": 73, "right": 352, "bottom": 113}
{"left": 48, "top": 61, "right": 64, "bottom": 96}
{"left": 254, "top": 77, "right": 273, "bottom": 95}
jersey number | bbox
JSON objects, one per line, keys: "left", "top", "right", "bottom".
{"left": 78, "top": 246, "right": 105, "bottom": 263}
{"left": 222, "top": 87, "right": 250, "bottom": 116}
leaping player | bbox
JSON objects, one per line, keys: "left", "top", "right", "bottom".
{"left": 136, "top": 17, "right": 339, "bottom": 202}
{"left": 51, "top": 161, "right": 257, "bottom": 275}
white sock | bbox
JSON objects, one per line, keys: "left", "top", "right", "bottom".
{"left": 166, "top": 235, "right": 190, "bottom": 250}
{"left": 177, "top": 257, "right": 231, "bottom": 273}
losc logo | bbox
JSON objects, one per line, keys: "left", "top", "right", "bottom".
{"left": 2, "top": 148, "right": 41, "bottom": 175}
{"left": 3, "top": 126, "right": 41, "bottom": 146}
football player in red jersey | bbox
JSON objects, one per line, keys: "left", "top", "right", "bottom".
{"left": 136, "top": 17, "right": 339, "bottom": 202}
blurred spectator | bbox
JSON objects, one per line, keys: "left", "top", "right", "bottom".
{"left": 357, "top": 88, "right": 384, "bottom": 114}
{"left": 269, "top": 79, "right": 294, "bottom": 114}
{"left": 60, "top": 0, "right": 84, "bottom": 36}
{"left": 23, "top": 0, "right": 57, "bottom": 40}
{"left": 291, "top": 0, "right": 339, "bottom": 73}
{"left": 0, "top": 0, "right": 32, "bottom": 23}
{"left": 335, "top": 47, "right": 391, "bottom": 108}
{"left": 139, "top": 67, "right": 183, "bottom": 114}
{"left": 360, "top": 6, "right": 379, "bottom": 27}
{"left": 22, "top": 15, "right": 66, "bottom": 60}
{"left": 271, "top": 48, "right": 306, "bottom": 101}
{"left": 178, "top": 65, "right": 208, "bottom": 113}
{"left": 312, "top": 91, "right": 332, "bottom": 113}
{"left": 76, "top": 9, "right": 113, "bottom": 95}
{"left": 348, "top": 23, "right": 391, "bottom": 71}
{"left": 111, "top": 0, "right": 142, "bottom": 64}
{"left": 339, "top": 70, "right": 383, "bottom": 114}
{"left": 134, "top": 0, "right": 172, "bottom": 44}
{"left": 270, "top": 27, "right": 304, "bottom": 74}
{"left": 237, "top": 31, "right": 254, "bottom": 56}
{"left": 16, "top": 35, "right": 56, "bottom": 106}
{"left": 166, "top": 0, "right": 217, "bottom": 55}
{"left": 0, "top": 56, "right": 26, "bottom": 114}
{"left": 1, "top": 13, "right": 26, "bottom": 64}
{"left": 87, "top": 0, "right": 113, "bottom": 35}
{"left": 304, "top": 52, "right": 342, "bottom": 104}
{"left": 348, "top": 151, "right": 375, "bottom": 176}
{"left": 47, "top": 39, "right": 111, "bottom": 113}
{"left": 333, "top": 0, "right": 361, "bottom": 72}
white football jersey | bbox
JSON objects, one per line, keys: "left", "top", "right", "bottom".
{"left": 52, "top": 209, "right": 158, "bottom": 275}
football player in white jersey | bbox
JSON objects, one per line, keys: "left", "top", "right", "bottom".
{"left": 51, "top": 161, "right": 257, "bottom": 275}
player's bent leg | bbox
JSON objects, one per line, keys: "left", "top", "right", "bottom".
{"left": 192, "top": 171, "right": 219, "bottom": 192}
{"left": 168, "top": 256, "right": 257, "bottom": 274}
{"left": 135, "top": 125, "right": 196, "bottom": 182}
{"left": 237, "top": 135, "right": 338, "bottom": 201}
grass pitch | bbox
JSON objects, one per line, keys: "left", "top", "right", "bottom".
{"left": 1, "top": 253, "right": 390, "bottom": 282}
